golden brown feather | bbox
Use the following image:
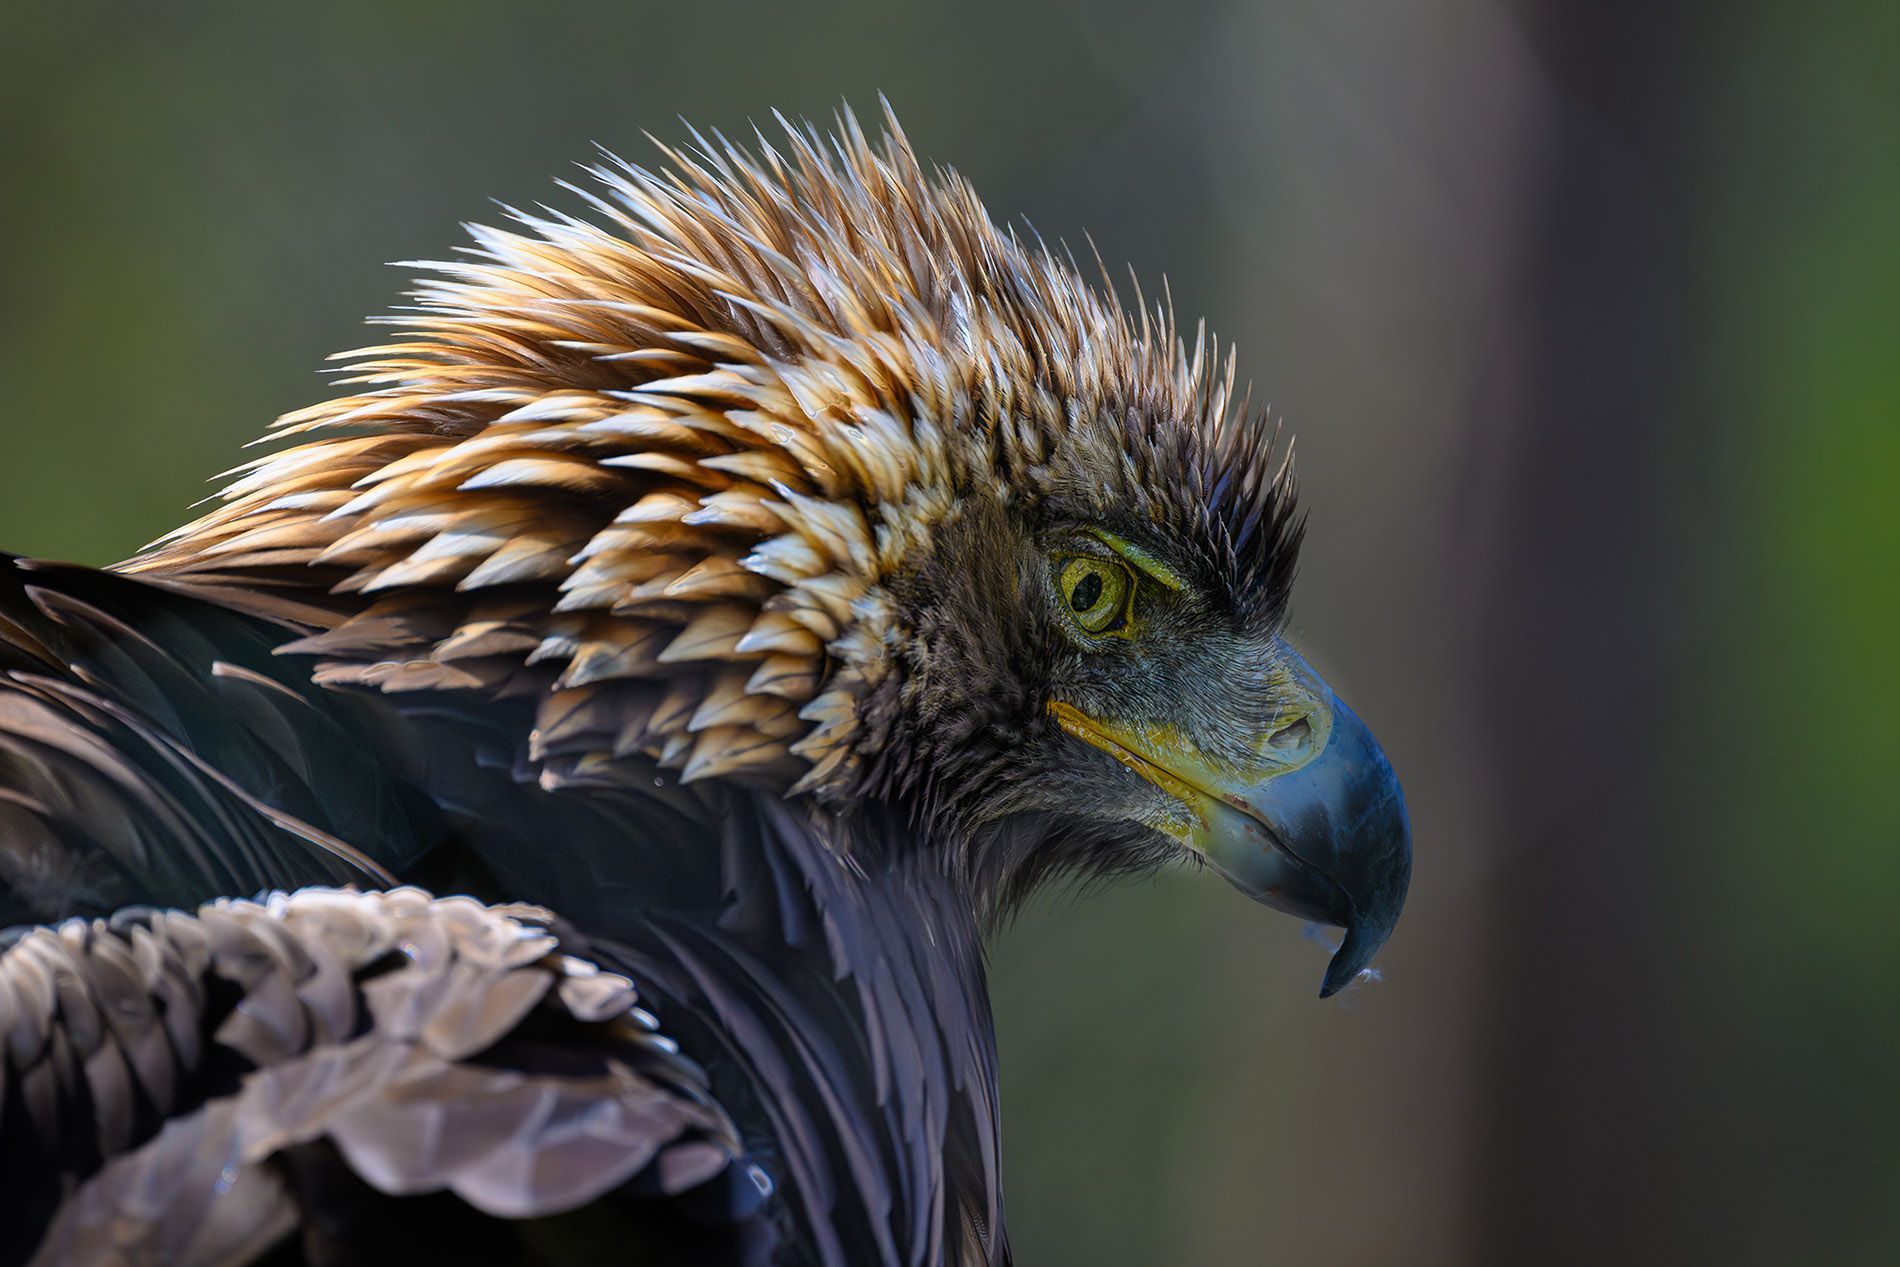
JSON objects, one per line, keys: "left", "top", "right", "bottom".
{"left": 128, "top": 105, "right": 1295, "bottom": 805}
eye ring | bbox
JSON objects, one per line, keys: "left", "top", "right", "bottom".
{"left": 1056, "top": 556, "right": 1135, "bottom": 636}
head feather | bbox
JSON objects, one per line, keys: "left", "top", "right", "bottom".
{"left": 129, "top": 103, "right": 1300, "bottom": 801}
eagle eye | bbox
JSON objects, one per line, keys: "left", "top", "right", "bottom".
{"left": 1056, "top": 556, "right": 1135, "bottom": 636}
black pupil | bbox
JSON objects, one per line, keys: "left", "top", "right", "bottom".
{"left": 1070, "top": 571, "right": 1104, "bottom": 612}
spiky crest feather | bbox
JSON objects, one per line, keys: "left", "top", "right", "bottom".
{"left": 129, "top": 104, "right": 1300, "bottom": 803}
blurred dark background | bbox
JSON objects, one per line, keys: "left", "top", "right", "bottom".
{"left": 3, "top": 2, "right": 1894, "bottom": 1262}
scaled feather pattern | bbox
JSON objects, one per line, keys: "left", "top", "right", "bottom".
{"left": 4, "top": 888, "right": 750, "bottom": 1264}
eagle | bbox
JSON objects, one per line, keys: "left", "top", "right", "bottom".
{"left": 0, "top": 107, "right": 1410, "bottom": 1266}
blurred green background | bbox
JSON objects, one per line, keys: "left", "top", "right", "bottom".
{"left": 3, "top": 2, "right": 1895, "bottom": 1262}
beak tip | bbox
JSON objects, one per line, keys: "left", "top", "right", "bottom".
{"left": 1317, "top": 913, "right": 1398, "bottom": 999}
{"left": 1318, "top": 959, "right": 1355, "bottom": 999}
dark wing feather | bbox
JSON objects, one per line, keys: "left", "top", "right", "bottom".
{"left": 0, "top": 559, "right": 781, "bottom": 1263}
{"left": 5, "top": 888, "right": 763, "bottom": 1267}
{"left": 0, "top": 555, "right": 1002, "bottom": 1264}
{"left": 0, "top": 556, "right": 442, "bottom": 923}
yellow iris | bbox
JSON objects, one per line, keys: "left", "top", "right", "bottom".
{"left": 1057, "top": 556, "right": 1135, "bottom": 635}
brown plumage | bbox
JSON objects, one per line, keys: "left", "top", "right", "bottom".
{"left": 129, "top": 105, "right": 1298, "bottom": 804}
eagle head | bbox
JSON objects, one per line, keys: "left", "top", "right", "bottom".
{"left": 135, "top": 106, "right": 1410, "bottom": 995}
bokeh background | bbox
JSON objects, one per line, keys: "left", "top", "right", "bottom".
{"left": 3, "top": 2, "right": 1895, "bottom": 1262}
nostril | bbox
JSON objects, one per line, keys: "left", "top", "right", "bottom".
{"left": 1268, "top": 717, "right": 1311, "bottom": 751}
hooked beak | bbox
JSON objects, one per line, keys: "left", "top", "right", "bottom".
{"left": 1051, "top": 642, "right": 1411, "bottom": 997}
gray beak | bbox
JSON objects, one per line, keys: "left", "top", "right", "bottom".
{"left": 1050, "top": 642, "right": 1412, "bottom": 997}
{"left": 1193, "top": 646, "right": 1412, "bottom": 996}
